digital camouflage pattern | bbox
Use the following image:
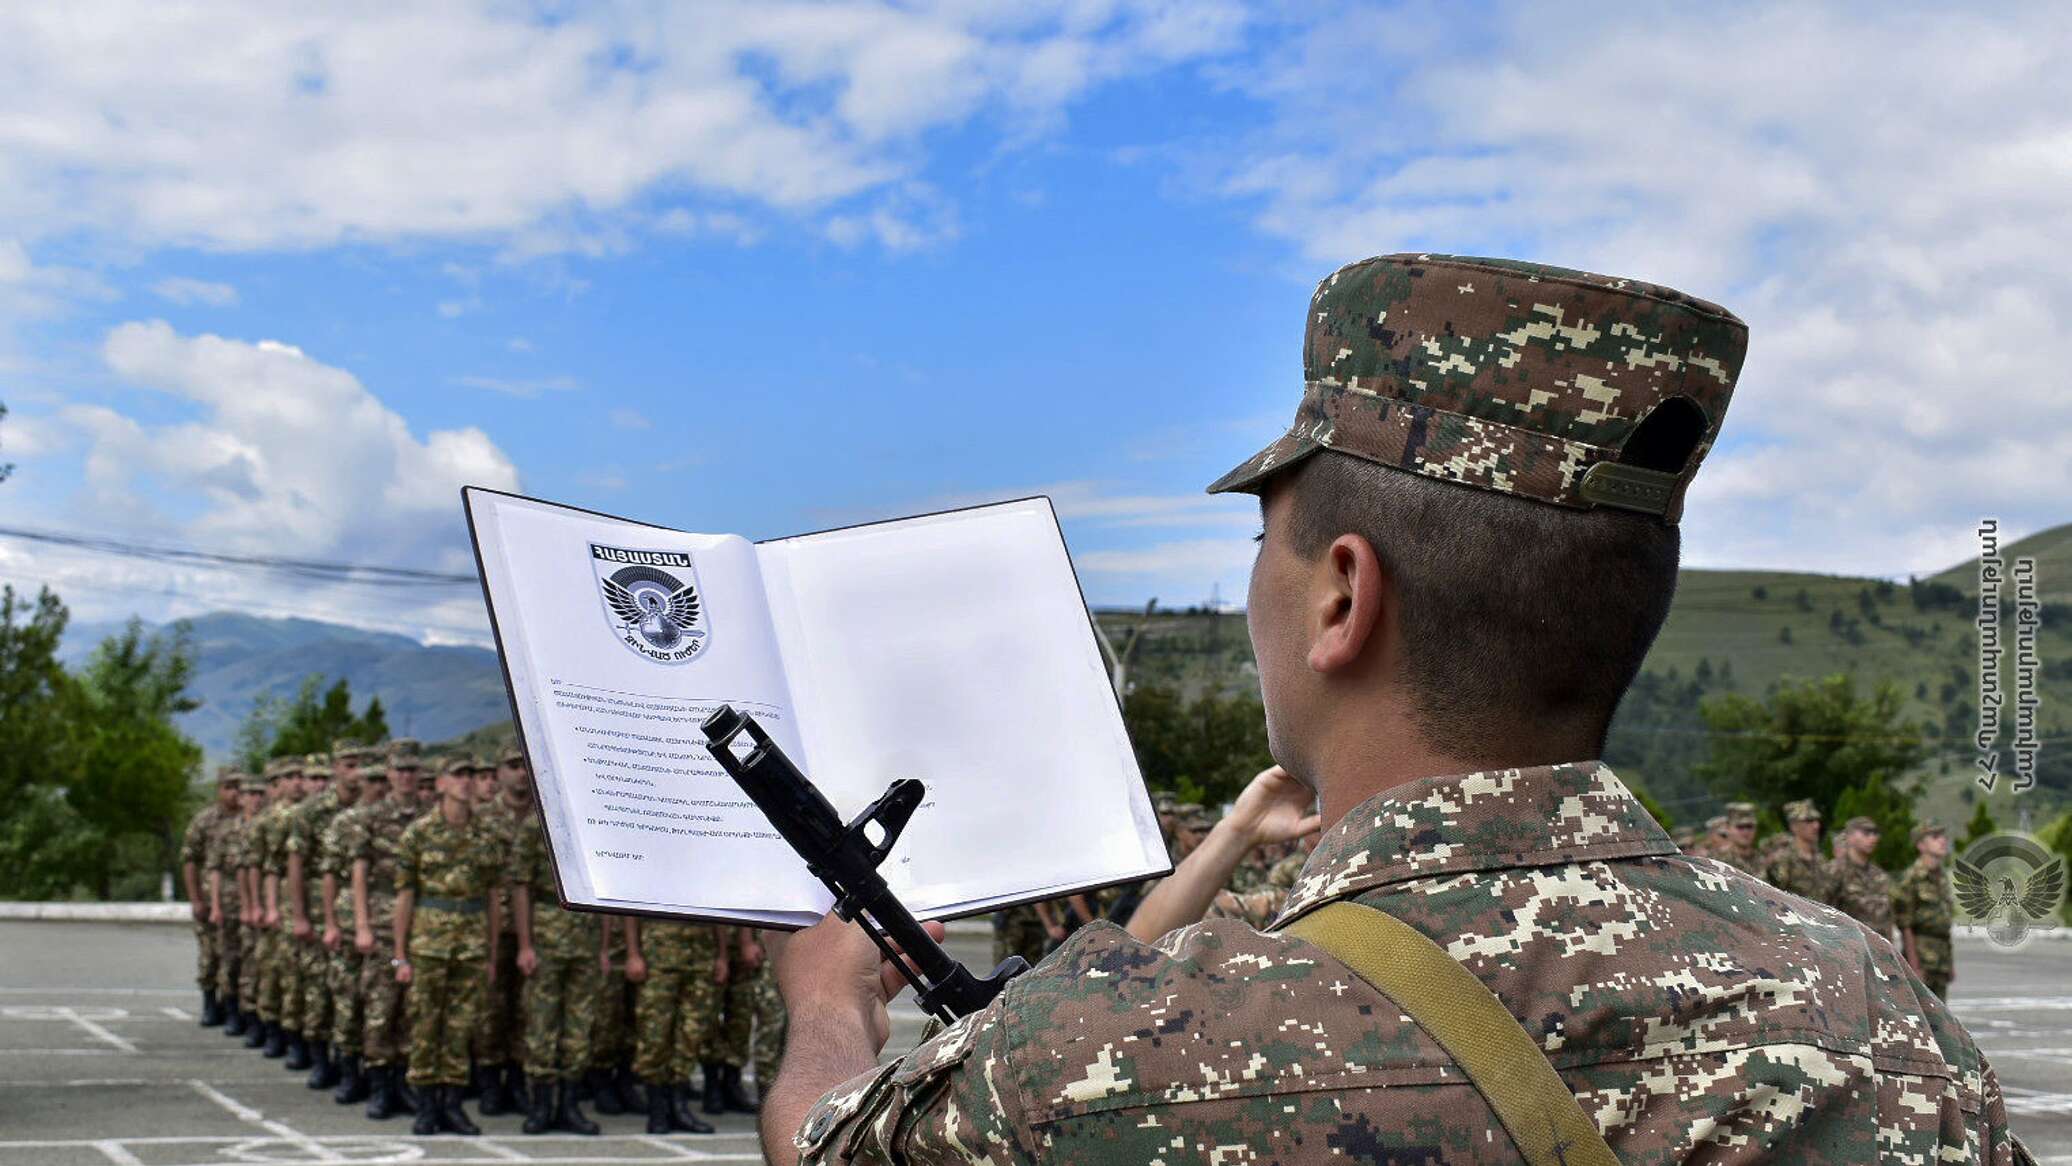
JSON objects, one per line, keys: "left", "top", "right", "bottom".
{"left": 341, "top": 796, "right": 426, "bottom": 1067}
{"left": 1206, "top": 255, "right": 1747, "bottom": 523}
{"left": 797, "top": 761, "right": 2020, "bottom": 1164}
{"left": 1764, "top": 836, "right": 1834, "bottom": 903}
{"left": 1897, "top": 857, "right": 1956, "bottom": 999}
{"left": 182, "top": 803, "right": 228, "bottom": 991}
{"left": 631, "top": 921, "right": 723, "bottom": 1082}
{"left": 470, "top": 799, "right": 524, "bottom": 1066}
{"left": 589, "top": 920, "right": 632, "bottom": 1072}
{"left": 396, "top": 810, "right": 501, "bottom": 1087}
{"left": 318, "top": 798, "right": 375, "bottom": 1056}
{"left": 287, "top": 787, "right": 344, "bottom": 1040}
{"left": 721, "top": 957, "right": 784, "bottom": 1090}
{"left": 1826, "top": 854, "right": 1897, "bottom": 939}
{"left": 512, "top": 823, "right": 603, "bottom": 1081}
{"left": 991, "top": 904, "right": 1047, "bottom": 969}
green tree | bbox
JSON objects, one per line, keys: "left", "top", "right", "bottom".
{"left": 1694, "top": 674, "right": 1924, "bottom": 837}
{"left": 0, "top": 586, "right": 77, "bottom": 805}
{"left": 67, "top": 620, "right": 204, "bottom": 898}
{"left": 1958, "top": 801, "right": 1997, "bottom": 852}
{"left": 1122, "top": 684, "right": 1273, "bottom": 808}
{"left": 256, "top": 675, "right": 390, "bottom": 761}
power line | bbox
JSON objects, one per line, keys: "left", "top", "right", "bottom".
{"left": 0, "top": 525, "right": 478, "bottom": 587}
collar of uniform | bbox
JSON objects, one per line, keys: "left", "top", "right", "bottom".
{"left": 1271, "top": 760, "right": 1678, "bottom": 928}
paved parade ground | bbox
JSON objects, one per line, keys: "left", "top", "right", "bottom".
{"left": 2, "top": 921, "right": 2068, "bottom": 1164}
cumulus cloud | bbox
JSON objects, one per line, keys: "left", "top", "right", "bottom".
{"left": 0, "top": 2, "right": 1246, "bottom": 253}
{"left": 150, "top": 276, "right": 239, "bottom": 307}
{"left": 1211, "top": 3, "right": 2072, "bottom": 576}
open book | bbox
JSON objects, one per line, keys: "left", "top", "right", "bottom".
{"left": 465, "top": 488, "right": 1170, "bottom": 928}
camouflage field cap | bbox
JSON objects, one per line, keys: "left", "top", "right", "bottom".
{"left": 1783, "top": 799, "right": 1821, "bottom": 822}
{"left": 1725, "top": 801, "right": 1758, "bottom": 826}
{"left": 387, "top": 738, "right": 423, "bottom": 769}
{"left": 498, "top": 747, "right": 526, "bottom": 767}
{"left": 1705, "top": 814, "right": 1727, "bottom": 834}
{"left": 436, "top": 754, "right": 475, "bottom": 777}
{"left": 1912, "top": 821, "right": 1947, "bottom": 844}
{"left": 1152, "top": 792, "right": 1178, "bottom": 815}
{"left": 215, "top": 765, "right": 244, "bottom": 790}
{"left": 361, "top": 763, "right": 389, "bottom": 784}
{"left": 330, "top": 739, "right": 371, "bottom": 764}
{"left": 1207, "top": 254, "right": 1748, "bottom": 521}
{"left": 304, "top": 752, "right": 330, "bottom": 772}
{"left": 263, "top": 757, "right": 295, "bottom": 782}
{"left": 1843, "top": 815, "right": 1881, "bottom": 833}
{"left": 1184, "top": 806, "right": 1219, "bottom": 831}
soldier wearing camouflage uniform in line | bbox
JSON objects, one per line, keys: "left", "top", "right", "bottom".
{"left": 1897, "top": 821, "right": 1956, "bottom": 1000}
{"left": 626, "top": 918, "right": 722, "bottom": 1134}
{"left": 777, "top": 255, "right": 2025, "bottom": 1164}
{"left": 1764, "top": 799, "right": 1833, "bottom": 902}
{"left": 989, "top": 903, "right": 1047, "bottom": 969}
{"left": 274, "top": 753, "right": 331, "bottom": 1073}
{"left": 182, "top": 768, "right": 240, "bottom": 1028}
{"left": 710, "top": 928, "right": 783, "bottom": 1115}
{"left": 322, "top": 756, "right": 385, "bottom": 1103}
{"left": 230, "top": 779, "right": 267, "bottom": 1038}
{"left": 393, "top": 755, "right": 504, "bottom": 1137}
{"left": 466, "top": 755, "right": 524, "bottom": 1115}
{"left": 1711, "top": 801, "right": 1762, "bottom": 875}
{"left": 347, "top": 739, "right": 427, "bottom": 1120}
{"left": 252, "top": 758, "right": 305, "bottom": 1056}
{"left": 208, "top": 776, "right": 256, "bottom": 1035}
{"left": 1826, "top": 814, "right": 1896, "bottom": 940}
{"left": 290, "top": 745, "right": 360, "bottom": 1088}
{"left": 508, "top": 771, "right": 606, "bottom": 1135}
{"left": 584, "top": 912, "right": 642, "bottom": 1114}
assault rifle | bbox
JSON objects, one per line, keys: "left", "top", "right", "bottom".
{"left": 700, "top": 704, "right": 1029, "bottom": 1023}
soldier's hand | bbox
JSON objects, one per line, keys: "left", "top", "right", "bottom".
{"left": 1224, "top": 765, "right": 1323, "bottom": 849}
{"left": 1046, "top": 922, "right": 1067, "bottom": 942}
{"left": 209, "top": 905, "right": 223, "bottom": 925}
{"left": 516, "top": 946, "right": 538, "bottom": 977}
{"left": 739, "top": 939, "right": 763, "bottom": 969}
{"left": 263, "top": 908, "right": 279, "bottom": 928}
{"left": 624, "top": 953, "right": 647, "bottom": 983}
{"left": 190, "top": 900, "right": 208, "bottom": 924}
{"left": 322, "top": 924, "right": 341, "bottom": 951}
{"left": 714, "top": 957, "right": 729, "bottom": 986}
{"left": 394, "top": 959, "right": 412, "bottom": 985}
{"left": 292, "top": 918, "right": 313, "bottom": 942}
{"left": 354, "top": 927, "right": 375, "bottom": 955}
{"left": 771, "top": 913, "right": 948, "bottom": 1055}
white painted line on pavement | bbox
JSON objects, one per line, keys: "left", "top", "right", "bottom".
{"left": 187, "top": 1078, "right": 346, "bottom": 1163}
{"left": 636, "top": 1133, "right": 703, "bottom": 1159}
{"left": 91, "top": 1138, "right": 145, "bottom": 1166}
{"left": 59, "top": 1006, "right": 139, "bottom": 1053}
{"left": 161, "top": 1005, "right": 193, "bottom": 1020}
{"left": 0, "top": 987, "right": 189, "bottom": 995}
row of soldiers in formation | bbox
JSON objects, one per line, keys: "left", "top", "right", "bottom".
{"left": 178, "top": 739, "right": 784, "bottom": 1139}
{"left": 1676, "top": 800, "right": 1958, "bottom": 997}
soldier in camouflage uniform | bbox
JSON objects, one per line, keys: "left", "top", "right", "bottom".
{"left": 711, "top": 928, "right": 784, "bottom": 1114}
{"left": 251, "top": 758, "right": 305, "bottom": 1056}
{"left": 989, "top": 903, "right": 1047, "bottom": 969}
{"left": 1764, "top": 799, "right": 1832, "bottom": 901}
{"left": 204, "top": 772, "right": 252, "bottom": 1034}
{"left": 626, "top": 918, "right": 722, "bottom": 1134}
{"left": 233, "top": 775, "right": 270, "bottom": 1044}
{"left": 322, "top": 755, "right": 383, "bottom": 1104}
{"left": 1712, "top": 801, "right": 1762, "bottom": 875}
{"left": 1897, "top": 822, "right": 1956, "bottom": 1000}
{"left": 585, "top": 911, "right": 642, "bottom": 1114}
{"left": 349, "top": 739, "right": 428, "bottom": 1120}
{"left": 393, "top": 755, "right": 504, "bottom": 1137}
{"left": 508, "top": 764, "right": 605, "bottom": 1135}
{"left": 466, "top": 754, "right": 524, "bottom": 1114}
{"left": 289, "top": 745, "right": 358, "bottom": 1087}
{"left": 769, "top": 255, "right": 2024, "bottom": 1164}
{"left": 182, "top": 768, "right": 240, "bottom": 1027}
{"left": 1826, "top": 815, "right": 1896, "bottom": 940}
{"left": 276, "top": 754, "right": 330, "bottom": 1073}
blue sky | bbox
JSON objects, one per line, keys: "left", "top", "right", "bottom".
{"left": 2, "top": 3, "right": 2066, "bottom": 644}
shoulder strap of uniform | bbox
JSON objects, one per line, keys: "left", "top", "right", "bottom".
{"left": 1282, "top": 900, "right": 1620, "bottom": 1166}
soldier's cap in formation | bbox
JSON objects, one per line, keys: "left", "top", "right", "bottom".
{"left": 1843, "top": 815, "right": 1881, "bottom": 833}
{"left": 387, "top": 738, "right": 423, "bottom": 769}
{"left": 1185, "top": 806, "right": 1220, "bottom": 830}
{"left": 361, "top": 763, "right": 389, "bottom": 784}
{"left": 1783, "top": 798, "right": 1822, "bottom": 822}
{"left": 1724, "top": 801, "right": 1758, "bottom": 826}
{"left": 304, "top": 752, "right": 330, "bottom": 772}
{"left": 213, "top": 764, "right": 241, "bottom": 787}
{"left": 1705, "top": 814, "right": 1727, "bottom": 832}
{"left": 1152, "top": 792, "right": 1178, "bottom": 815}
{"left": 437, "top": 754, "right": 476, "bottom": 777}
{"left": 1912, "top": 821, "right": 1947, "bottom": 844}
{"left": 1207, "top": 254, "right": 1748, "bottom": 523}
{"left": 330, "top": 740, "right": 373, "bottom": 763}
{"left": 499, "top": 747, "right": 527, "bottom": 767}
{"left": 1172, "top": 803, "right": 1208, "bottom": 828}
{"left": 263, "top": 757, "right": 296, "bottom": 782}
{"left": 1670, "top": 825, "right": 1696, "bottom": 847}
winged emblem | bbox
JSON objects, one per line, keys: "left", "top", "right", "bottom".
{"left": 601, "top": 575, "right": 701, "bottom": 651}
{"left": 1955, "top": 853, "right": 2065, "bottom": 946}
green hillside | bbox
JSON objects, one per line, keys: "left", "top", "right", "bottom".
{"left": 1930, "top": 521, "right": 2072, "bottom": 603}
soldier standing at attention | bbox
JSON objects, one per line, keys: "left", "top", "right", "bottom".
{"left": 1826, "top": 815, "right": 1896, "bottom": 940}
{"left": 1897, "top": 822, "right": 1956, "bottom": 1000}
{"left": 183, "top": 768, "right": 239, "bottom": 1028}
{"left": 728, "top": 928, "right": 786, "bottom": 1113}
{"left": 762, "top": 254, "right": 2022, "bottom": 1164}
{"left": 625, "top": 918, "right": 722, "bottom": 1134}
{"left": 296, "top": 743, "right": 363, "bottom": 1091}
{"left": 1715, "top": 802, "right": 1762, "bottom": 875}
{"left": 1698, "top": 813, "right": 1729, "bottom": 860}
{"left": 586, "top": 911, "right": 643, "bottom": 1116}
{"left": 324, "top": 755, "right": 383, "bottom": 1104}
{"left": 278, "top": 753, "right": 330, "bottom": 1073}
{"left": 1764, "top": 800, "right": 1831, "bottom": 901}
{"left": 205, "top": 772, "right": 251, "bottom": 1034}
{"left": 351, "top": 739, "right": 427, "bottom": 1120}
{"left": 508, "top": 759, "right": 606, "bottom": 1136}
{"left": 249, "top": 759, "right": 296, "bottom": 1055}
{"left": 393, "top": 756, "right": 504, "bottom": 1137}
{"left": 467, "top": 755, "right": 523, "bottom": 1115}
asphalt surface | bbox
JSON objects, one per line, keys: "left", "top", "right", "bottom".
{"left": 1, "top": 921, "right": 2067, "bottom": 1163}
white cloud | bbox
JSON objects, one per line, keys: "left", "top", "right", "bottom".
{"left": 0, "top": 3, "right": 1246, "bottom": 254}
{"left": 454, "top": 374, "right": 579, "bottom": 398}
{"left": 150, "top": 276, "right": 238, "bottom": 307}
{"left": 1076, "top": 537, "right": 1255, "bottom": 580}
{"left": 0, "top": 237, "right": 116, "bottom": 318}
{"left": 609, "top": 408, "right": 652, "bottom": 431}
{"left": 1209, "top": 3, "right": 2072, "bottom": 577}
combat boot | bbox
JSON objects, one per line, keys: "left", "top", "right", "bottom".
{"left": 553, "top": 1080, "right": 599, "bottom": 1136}
{"left": 244, "top": 1018, "right": 269, "bottom": 1049}
{"left": 436, "top": 1085, "right": 481, "bottom": 1136}
{"left": 671, "top": 1082, "right": 715, "bottom": 1134}
{"left": 700, "top": 1061, "right": 725, "bottom": 1114}
{"left": 365, "top": 1066, "right": 402, "bottom": 1120}
{"left": 720, "top": 1063, "right": 759, "bottom": 1113}
{"left": 333, "top": 1055, "right": 368, "bottom": 1104}
{"left": 476, "top": 1064, "right": 509, "bottom": 1116}
{"left": 645, "top": 1081, "right": 675, "bottom": 1135}
{"left": 283, "top": 1033, "right": 312, "bottom": 1071}
{"left": 222, "top": 998, "right": 245, "bottom": 1037}
{"left": 587, "top": 1068, "right": 624, "bottom": 1115}
{"left": 265, "top": 1022, "right": 290, "bottom": 1058}
{"left": 410, "top": 1087, "right": 440, "bottom": 1136}
{"left": 200, "top": 990, "right": 224, "bottom": 1027}
{"left": 521, "top": 1082, "right": 554, "bottom": 1135}
{"left": 305, "top": 1041, "right": 337, "bottom": 1088}
{"left": 615, "top": 1065, "right": 646, "bottom": 1111}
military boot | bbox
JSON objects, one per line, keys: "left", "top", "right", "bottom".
{"left": 200, "top": 990, "right": 225, "bottom": 1027}
{"left": 645, "top": 1081, "right": 675, "bottom": 1135}
{"left": 554, "top": 1080, "right": 600, "bottom": 1136}
{"left": 672, "top": 1082, "right": 715, "bottom": 1134}
{"left": 476, "top": 1064, "right": 510, "bottom": 1116}
{"left": 410, "top": 1086, "right": 440, "bottom": 1136}
{"left": 720, "top": 1063, "right": 759, "bottom": 1113}
{"left": 615, "top": 1065, "right": 646, "bottom": 1111}
{"left": 222, "top": 999, "right": 246, "bottom": 1037}
{"left": 283, "top": 1033, "right": 312, "bottom": 1071}
{"left": 701, "top": 1061, "right": 725, "bottom": 1114}
{"left": 521, "top": 1082, "right": 555, "bottom": 1135}
{"left": 587, "top": 1068, "right": 624, "bottom": 1115}
{"left": 244, "top": 1018, "right": 269, "bottom": 1049}
{"left": 305, "top": 1041, "right": 337, "bottom": 1088}
{"left": 333, "top": 1055, "right": 368, "bottom": 1104}
{"left": 436, "top": 1085, "right": 481, "bottom": 1136}
{"left": 365, "top": 1066, "right": 402, "bottom": 1120}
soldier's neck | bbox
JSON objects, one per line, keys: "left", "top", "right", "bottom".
{"left": 1917, "top": 853, "right": 1942, "bottom": 869}
{"left": 1306, "top": 691, "right": 1585, "bottom": 829}
{"left": 440, "top": 795, "right": 470, "bottom": 825}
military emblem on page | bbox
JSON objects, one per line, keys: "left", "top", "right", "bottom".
{"left": 590, "top": 542, "right": 709, "bottom": 664}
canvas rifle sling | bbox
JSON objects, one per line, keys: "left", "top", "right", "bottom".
{"left": 1282, "top": 900, "right": 1620, "bottom": 1166}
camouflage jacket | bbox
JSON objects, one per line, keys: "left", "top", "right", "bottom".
{"left": 472, "top": 799, "right": 524, "bottom": 935}
{"left": 319, "top": 800, "right": 375, "bottom": 920}
{"left": 1896, "top": 859, "right": 1955, "bottom": 941}
{"left": 506, "top": 823, "right": 596, "bottom": 959}
{"left": 181, "top": 804, "right": 224, "bottom": 871}
{"left": 636, "top": 919, "right": 720, "bottom": 970}
{"left": 337, "top": 796, "right": 426, "bottom": 919}
{"left": 1713, "top": 841, "right": 1763, "bottom": 877}
{"left": 396, "top": 809, "right": 502, "bottom": 960}
{"left": 1764, "top": 837, "right": 1832, "bottom": 902}
{"left": 1826, "top": 855, "right": 1897, "bottom": 937}
{"left": 257, "top": 798, "right": 300, "bottom": 878}
{"left": 798, "top": 761, "right": 2020, "bottom": 1165}
{"left": 283, "top": 790, "right": 343, "bottom": 918}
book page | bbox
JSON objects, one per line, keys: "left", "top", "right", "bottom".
{"left": 758, "top": 497, "right": 1168, "bottom": 918}
{"left": 466, "top": 489, "right": 827, "bottom": 920}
